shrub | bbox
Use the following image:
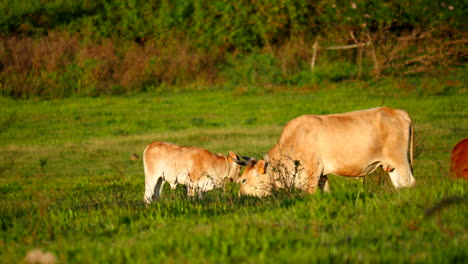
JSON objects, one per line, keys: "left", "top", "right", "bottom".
{"left": 0, "top": 0, "right": 466, "bottom": 98}
{"left": 222, "top": 51, "right": 284, "bottom": 90}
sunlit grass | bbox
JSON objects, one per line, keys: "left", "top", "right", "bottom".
{"left": 0, "top": 80, "right": 467, "bottom": 263}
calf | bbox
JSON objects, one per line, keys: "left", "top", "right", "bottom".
{"left": 143, "top": 142, "right": 241, "bottom": 204}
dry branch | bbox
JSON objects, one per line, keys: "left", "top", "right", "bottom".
{"left": 322, "top": 42, "right": 369, "bottom": 50}
{"left": 377, "top": 29, "right": 467, "bottom": 76}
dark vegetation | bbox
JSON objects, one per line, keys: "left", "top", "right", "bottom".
{"left": 0, "top": 0, "right": 466, "bottom": 98}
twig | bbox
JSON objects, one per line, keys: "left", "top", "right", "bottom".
{"left": 323, "top": 42, "right": 369, "bottom": 50}
{"left": 367, "top": 32, "right": 381, "bottom": 78}
{"left": 310, "top": 41, "right": 318, "bottom": 71}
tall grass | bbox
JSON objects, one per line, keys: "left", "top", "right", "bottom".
{"left": 0, "top": 32, "right": 221, "bottom": 98}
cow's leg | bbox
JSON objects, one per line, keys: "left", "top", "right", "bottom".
{"left": 307, "top": 173, "right": 322, "bottom": 194}
{"left": 303, "top": 157, "right": 324, "bottom": 194}
{"left": 318, "top": 175, "right": 330, "bottom": 192}
{"left": 144, "top": 176, "right": 165, "bottom": 204}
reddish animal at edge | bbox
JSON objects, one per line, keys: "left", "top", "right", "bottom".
{"left": 450, "top": 138, "right": 468, "bottom": 179}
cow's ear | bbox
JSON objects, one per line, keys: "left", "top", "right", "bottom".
{"left": 257, "top": 160, "right": 268, "bottom": 175}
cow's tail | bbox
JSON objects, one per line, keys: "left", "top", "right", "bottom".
{"left": 409, "top": 119, "right": 414, "bottom": 171}
{"left": 397, "top": 109, "right": 414, "bottom": 170}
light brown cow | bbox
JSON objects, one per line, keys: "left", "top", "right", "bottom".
{"left": 236, "top": 107, "right": 416, "bottom": 197}
{"left": 450, "top": 138, "right": 468, "bottom": 179}
{"left": 143, "top": 142, "right": 241, "bottom": 204}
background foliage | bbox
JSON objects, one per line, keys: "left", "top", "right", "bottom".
{"left": 0, "top": 0, "right": 466, "bottom": 98}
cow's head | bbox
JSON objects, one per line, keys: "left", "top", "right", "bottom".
{"left": 233, "top": 156, "right": 271, "bottom": 197}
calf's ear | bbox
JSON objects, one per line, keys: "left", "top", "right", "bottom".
{"left": 228, "top": 151, "right": 238, "bottom": 160}
{"left": 229, "top": 152, "right": 248, "bottom": 165}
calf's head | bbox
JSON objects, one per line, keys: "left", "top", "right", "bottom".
{"left": 236, "top": 158, "right": 271, "bottom": 197}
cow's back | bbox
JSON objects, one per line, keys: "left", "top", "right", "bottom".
{"left": 276, "top": 107, "right": 411, "bottom": 177}
{"left": 450, "top": 138, "right": 468, "bottom": 179}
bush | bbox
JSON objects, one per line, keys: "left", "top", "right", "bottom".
{"left": 0, "top": 0, "right": 466, "bottom": 98}
{"left": 222, "top": 52, "right": 284, "bottom": 89}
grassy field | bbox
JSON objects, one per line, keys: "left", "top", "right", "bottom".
{"left": 0, "top": 78, "right": 467, "bottom": 263}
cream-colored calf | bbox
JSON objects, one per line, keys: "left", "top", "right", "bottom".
{"left": 143, "top": 142, "right": 241, "bottom": 204}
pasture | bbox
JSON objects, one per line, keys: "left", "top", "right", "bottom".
{"left": 0, "top": 79, "right": 467, "bottom": 263}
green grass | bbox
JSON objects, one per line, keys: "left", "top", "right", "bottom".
{"left": 0, "top": 78, "right": 467, "bottom": 263}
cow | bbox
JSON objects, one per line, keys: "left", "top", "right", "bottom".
{"left": 450, "top": 138, "right": 468, "bottom": 179}
{"left": 143, "top": 142, "right": 242, "bottom": 204}
{"left": 235, "top": 107, "right": 416, "bottom": 197}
